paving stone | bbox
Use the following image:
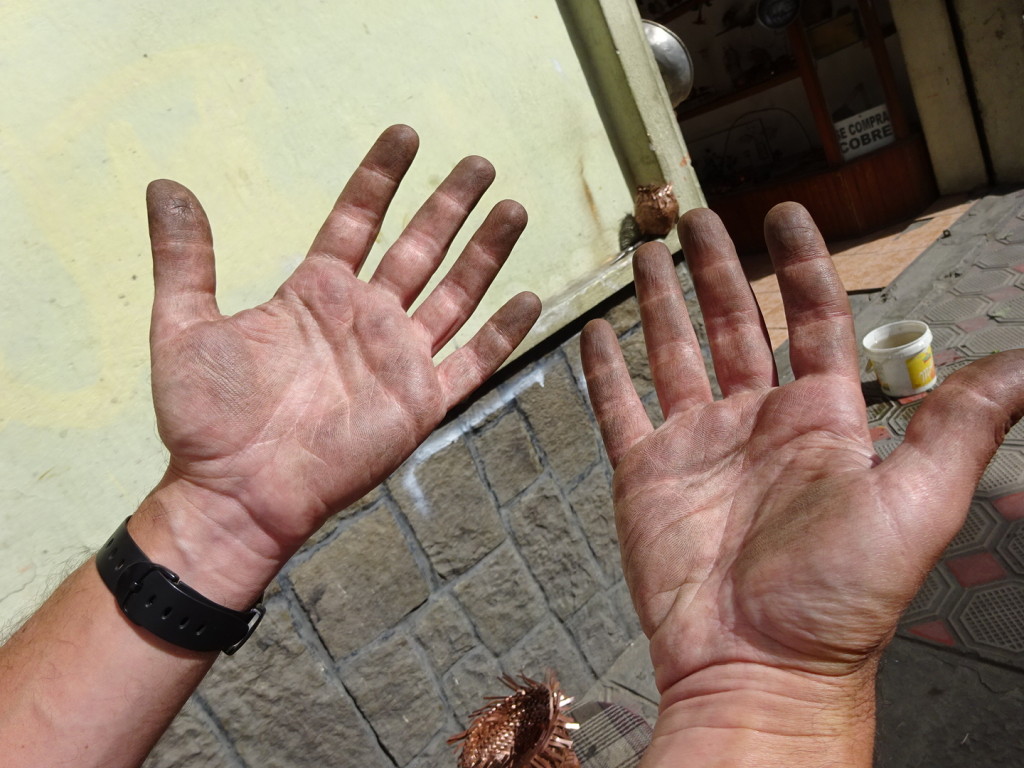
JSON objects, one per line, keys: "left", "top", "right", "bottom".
{"left": 959, "top": 323, "right": 1024, "bottom": 356}
{"left": 951, "top": 581, "right": 1024, "bottom": 656}
{"left": 999, "top": 521, "right": 1024, "bottom": 575}
{"left": 342, "top": 632, "right": 447, "bottom": 766}
{"left": 978, "top": 448, "right": 1024, "bottom": 494}
{"left": 563, "top": 333, "right": 587, "bottom": 391}
{"left": 674, "top": 258, "right": 696, "bottom": 295}
{"left": 978, "top": 237, "right": 1024, "bottom": 268}
{"left": 143, "top": 698, "right": 235, "bottom": 768}
{"left": 290, "top": 508, "right": 429, "bottom": 659}
{"left": 875, "top": 638, "right": 1024, "bottom": 767}
{"left": 304, "top": 485, "right": 386, "bottom": 548}
{"left": 619, "top": 329, "right": 655, "bottom": 400}
{"left": 902, "top": 567, "right": 957, "bottom": 623}
{"left": 413, "top": 594, "right": 478, "bottom": 673}
{"left": 601, "top": 635, "right": 659, "bottom": 704}
{"left": 502, "top": 616, "right": 596, "bottom": 699}
{"left": 642, "top": 391, "right": 665, "bottom": 429}
{"left": 391, "top": 439, "right": 506, "bottom": 578}
{"left": 567, "top": 591, "right": 634, "bottom": 676}
{"left": 453, "top": 544, "right": 547, "bottom": 655}
{"left": 989, "top": 291, "right": 1024, "bottom": 321}
{"left": 264, "top": 575, "right": 283, "bottom": 601}
{"left": 474, "top": 410, "right": 543, "bottom": 505}
{"left": 998, "top": 212, "right": 1024, "bottom": 244}
{"left": 946, "top": 500, "right": 1002, "bottom": 556}
{"left": 569, "top": 466, "right": 622, "bottom": 582}
{"left": 508, "top": 478, "right": 601, "bottom": 619}
{"left": 517, "top": 360, "right": 601, "bottom": 488}
{"left": 442, "top": 645, "right": 504, "bottom": 726}
{"left": 952, "top": 266, "right": 1013, "bottom": 295}
{"left": 201, "top": 601, "right": 389, "bottom": 768}
{"left": 610, "top": 579, "right": 644, "bottom": 639}
{"left": 955, "top": 193, "right": 1021, "bottom": 239}
{"left": 676, "top": 264, "right": 719, "bottom": 395}
{"left": 576, "top": 681, "right": 659, "bottom": 725}
{"left": 458, "top": 383, "right": 510, "bottom": 432}
{"left": 407, "top": 726, "right": 464, "bottom": 768}
{"left": 923, "top": 294, "right": 990, "bottom": 324}
{"left": 604, "top": 294, "right": 641, "bottom": 335}
{"left": 930, "top": 323, "right": 964, "bottom": 349}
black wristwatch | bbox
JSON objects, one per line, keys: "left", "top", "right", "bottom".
{"left": 96, "top": 518, "right": 265, "bottom": 654}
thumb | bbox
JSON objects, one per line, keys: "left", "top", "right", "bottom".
{"left": 148, "top": 179, "right": 220, "bottom": 339}
{"left": 879, "top": 349, "right": 1024, "bottom": 549}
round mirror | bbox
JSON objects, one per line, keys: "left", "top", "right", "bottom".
{"left": 643, "top": 20, "right": 694, "bottom": 107}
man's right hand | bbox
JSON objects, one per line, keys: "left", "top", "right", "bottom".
{"left": 582, "top": 204, "right": 1024, "bottom": 766}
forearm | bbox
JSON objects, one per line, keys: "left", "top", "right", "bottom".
{"left": 0, "top": 558, "right": 215, "bottom": 767}
{"left": 0, "top": 483, "right": 277, "bottom": 768}
{"left": 642, "top": 663, "right": 877, "bottom": 768}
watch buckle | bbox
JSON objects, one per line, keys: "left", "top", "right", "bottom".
{"left": 118, "top": 564, "right": 180, "bottom": 611}
{"left": 225, "top": 603, "right": 266, "bottom": 655}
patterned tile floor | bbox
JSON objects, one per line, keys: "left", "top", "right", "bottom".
{"left": 748, "top": 196, "right": 977, "bottom": 350}
{"left": 736, "top": 190, "right": 1024, "bottom": 670}
{"left": 862, "top": 193, "right": 1024, "bottom": 670}
{"left": 583, "top": 191, "right": 1024, "bottom": 765}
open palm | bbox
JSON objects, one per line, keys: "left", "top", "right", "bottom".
{"left": 582, "top": 204, "right": 1024, "bottom": 703}
{"left": 147, "top": 125, "right": 539, "bottom": 557}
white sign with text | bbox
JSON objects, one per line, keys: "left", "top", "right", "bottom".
{"left": 835, "top": 104, "right": 894, "bottom": 161}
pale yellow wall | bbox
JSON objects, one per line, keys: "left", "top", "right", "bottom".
{"left": 890, "top": 0, "right": 988, "bottom": 194}
{"left": 953, "top": 0, "right": 1024, "bottom": 185}
{"left": 0, "top": 0, "right": 698, "bottom": 625}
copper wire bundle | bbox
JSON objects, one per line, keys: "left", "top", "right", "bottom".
{"left": 634, "top": 183, "right": 679, "bottom": 238}
{"left": 448, "top": 673, "right": 580, "bottom": 768}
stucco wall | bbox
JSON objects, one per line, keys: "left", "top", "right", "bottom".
{"left": 890, "top": 0, "right": 988, "bottom": 194}
{"left": 0, "top": 0, "right": 701, "bottom": 626}
{"left": 953, "top": 0, "right": 1024, "bottom": 185}
{"left": 892, "top": 0, "right": 1024, "bottom": 192}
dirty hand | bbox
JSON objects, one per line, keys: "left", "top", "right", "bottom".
{"left": 134, "top": 125, "right": 540, "bottom": 608}
{"left": 581, "top": 204, "right": 1024, "bottom": 766}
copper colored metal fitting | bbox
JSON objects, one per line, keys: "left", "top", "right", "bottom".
{"left": 448, "top": 672, "right": 580, "bottom": 768}
{"left": 634, "top": 183, "right": 679, "bottom": 238}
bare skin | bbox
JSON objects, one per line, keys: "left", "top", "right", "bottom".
{"left": 4, "top": 136, "right": 1020, "bottom": 767}
{"left": 582, "top": 204, "right": 1024, "bottom": 767}
{"left": 0, "top": 125, "right": 540, "bottom": 767}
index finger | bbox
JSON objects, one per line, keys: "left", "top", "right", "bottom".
{"left": 765, "top": 202, "right": 859, "bottom": 381}
{"left": 307, "top": 124, "right": 420, "bottom": 273}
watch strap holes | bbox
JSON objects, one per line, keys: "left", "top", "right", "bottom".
{"left": 96, "top": 517, "right": 264, "bottom": 653}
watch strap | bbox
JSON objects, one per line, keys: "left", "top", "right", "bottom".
{"left": 96, "top": 517, "right": 265, "bottom": 654}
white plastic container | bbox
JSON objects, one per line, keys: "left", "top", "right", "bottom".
{"left": 862, "top": 320, "right": 937, "bottom": 397}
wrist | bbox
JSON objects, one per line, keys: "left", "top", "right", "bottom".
{"left": 644, "top": 662, "right": 877, "bottom": 767}
{"left": 127, "top": 476, "right": 287, "bottom": 610}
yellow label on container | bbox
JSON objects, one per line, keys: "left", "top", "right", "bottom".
{"left": 906, "top": 347, "right": 936, "bottom": 389}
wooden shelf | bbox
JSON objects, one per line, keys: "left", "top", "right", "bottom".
{"left": 676, "top": 67, "right": 799, "bottom": 120}
{"left": 708, "top": 135, "right": 937, "bottom": 254}
{"left": 648, "top": 0, "right": 703, "bottom": 26}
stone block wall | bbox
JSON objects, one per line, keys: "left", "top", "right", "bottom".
{"left": 145, "top": 260, "right": 712, "bottom": 768}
